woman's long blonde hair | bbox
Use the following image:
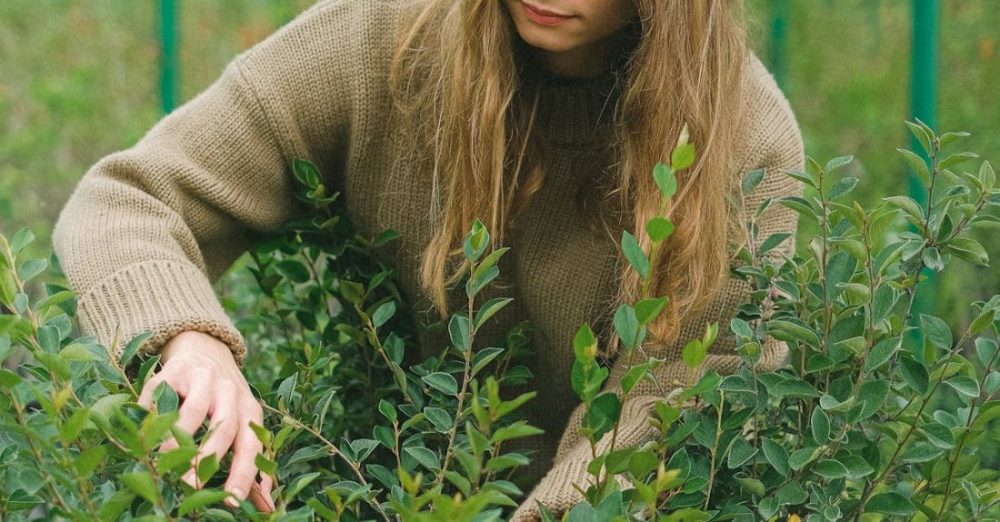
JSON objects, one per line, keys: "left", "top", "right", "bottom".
{"left": 390, "top": 0, "right": 751, "bottom": 354}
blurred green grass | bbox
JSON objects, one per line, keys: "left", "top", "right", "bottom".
{"left": 1, "top": 0, "right": 997, "bottom": 325}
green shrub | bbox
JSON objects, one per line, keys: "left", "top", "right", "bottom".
{"left": 534, "top": 123, "right": 1000, "bottom": 521}
{"left": 0, "top": 121, "right": 997, "bottom": 521}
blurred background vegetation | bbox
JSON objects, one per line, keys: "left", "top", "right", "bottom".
{"left": 0, "top": 2, "right": 996, "bottom": 352}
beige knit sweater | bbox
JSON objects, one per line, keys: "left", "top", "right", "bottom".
{"left": 52, "top": 0, "right": 804, "bottom": 519}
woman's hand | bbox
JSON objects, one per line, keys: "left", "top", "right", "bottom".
{"left": 136, "top": 330, "right": 275, "bottom": 512}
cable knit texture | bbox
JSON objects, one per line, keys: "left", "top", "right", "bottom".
{"left": 52, "top": 1, "right": 804, "bottom": 518}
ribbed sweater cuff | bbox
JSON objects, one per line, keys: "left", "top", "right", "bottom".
{"left": 75, "top": 260, "right": 247, "bottom": 368}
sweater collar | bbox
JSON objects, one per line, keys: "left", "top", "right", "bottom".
{"left": 528, "top": 68, "right": 622, "bottom": 150}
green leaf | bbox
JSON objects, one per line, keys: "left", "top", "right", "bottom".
{"left": 466, "top": 265, "right": 500, "bottom": 298}
{"left": 454, "top": 448, "right": 481, "bottom": 483}
{"left": 254, "top": 453, "right": 277, "bottom": 476}
{"left": 422, "top": 372, "right": 458, "bottom": 396}
{"left": 898, "top": 148, "right": 930, "bottom": 184}
{"left": 372, "top": 301, "right": 396, "bottom": 328}
{"left": 734, "top": 476, "right": 765, "bottom": 496}
{"left": 0, "top": 368, "right": 22, "bottom": 388}
{"left": 945, "top": 375, "right": 980, "bottom": 398}
{"left": 842, "top": 455, "right": 875, "bottom": 479}
{"left": 883, "top": 195, "right": 924, "bottom": 221}
{"left": 424, "top": 407, "right": 453, "bottom": 433}
{"left": 197, "top": 453, "right": 220, "bottom": 485}
{"left": 813, "top": 459, "right": 848, "bottom": 479}
{"left": 35, "top": 290, "right": 74, "bottom": 313}
{"left": 762, "top": 439, "right": 790, "bottom": 477}
{"left": 727, "top": 437, "right": 757, "bottom": 469}
{"left": 573, "top": 324, "right": 597, "bottom": 359}
{"left": 920, "top": 422, "right": 956, "bottom": 449}
{"left": 98, "top": 490, "right": 136, "bottom": 521}
{"left": 788, "top": 446, "right": 821, "bottom": 471}
{"left": 977, "top": 338, "right": 999, "bottom": 368}
{"left": 18, "top": 259, "right": 47, "bottom": 283}
{"left": 121, "top": 471, "right": 159, "bottom": 504}
{"left": 980, "top": 160, "right": 996, "bottom": 187}
{"left": 463, "top": 219, "right": 489, "bottom": 262}
{"left": 635, "top": 297, "right": 668, "bottom": 326}
{"left": 484, "top": 452, "right": 530, "bottom": 472}
{"left": 829, "top": 176, "right": 859, "bottom": 200}
{"left": 60, "top": 408, "right": 90, "bottom": 441}
{"left": 404, "top": 446, "right": 440, "bottom": 472}
{"left": 157, "top": 446, "right": 198, "bottom": 475}
{"left": 920, "top": 314, "right": 953, "bottom": 351}
{"left": 899, "top": 356, "right": 929, "bottom": 394}
{"left": 772, "top": 378, "right": 820, "bottom": 399}
{"left": 783, "top": 169, "right": 818, "bottom": 189}
{"left": 614, "top": 305, "right": 639, "bottom": 351}
{"left": 621, "top": 364, "right": 651, "bottom": 395}
{"left": 681, "top": 340, "right": 706, "bottom": 369}
{"left": 904, "top": 121, "right": 932, "bottom": 155}
{"left": 857, "top": 380, "right": 889, "bottom": 420}
{"left": 758, "top": 232, "right": 791, "bottom": 256}
{"left": 768, "top": 319, "right": 820, "bottom": 348}
{"left": 35, "top": 351, "right": 71, "bottom": 381}
{"left": 75, "top": 446, "right": 107, "bottom": 478}
{"left": 179, "top": 490, "right": 229, "bottom": 516}
{"left": 865, "top": 336, "right": 902, "bottom": 373}
{"left": 946, "top": 237, "right": 989, "bottom": 266}
{"left": 672, "top": 143, "right": 696, "bottom": 171}
{"left": 492, "top": 422, "right": 544, "bottom": 444}
{"left": 471, "top": 346, "right": 504, "bottom": 377}
{"left": 10, "top": 228, "right": 35, "bottom": 255}
{"left": 775, "top": 480, "right": 808, "bottom": 505}
{"left": 276, "top": 259, "right": 310, "bottom": 283}
{"left": 621, "top": 231, "right": 649, "bottom": 280}
{"left": 811, "top": 407, "right": 831, "bottom": 443}
{"left": 825, "top": 155, "right": 854, "bottom": 173}
{"left": 865, "top": 492, "right": 917, "bottom": 516}
{"left": 120, "top": 331, "right": 153, "bottom": 368}
{"left": 448, "top": 315, "right": 471, "bottom": 352}
{"left": 292, "top": 158, "right": 321, "bottom": 188}
{"left": 652, "top": 162, "right": 678, "bottom": 200}
{"left": 922, "top": 246, "right": 944, "bottom": 271}
{"left": 939, "top": 131, "right": 970, "bottom": 148}
{"left": 939, "top": 151, "right": 979, "bottom": 171}
{"left": 474, "top": 298, "right": 513, "bottom": 329}
{"left": 339, "top": 280, "right": 366, "bottom": 305}
{"left": 582, "top": 393, "right": 621, "bottom": 442}
{"left": 629, "top": 450, "right": 660, "bottom": 479}
{"left": 378, "top": 399, "right": 397, "bottom": 423}
{"left": 742, "top": 168, "right": 766, "bottom": 195}
{"left": 646, "top": 216, "right": 675, "bottom": 243}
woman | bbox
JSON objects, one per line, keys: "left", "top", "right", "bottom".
{"left": 53, "top": 0, "right": 804, "bottom": 518}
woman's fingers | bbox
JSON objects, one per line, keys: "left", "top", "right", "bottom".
{"left": 182, "top": 382, "right": 240, "bottom": 487}
{"left": 222, "top": 402, "right": 265, "bottom": 508}
{"left": 259, "top": 472, "right": 275, "bottom": 510}
{"left": 136, "top": 367, "right": 183, "bottom": 411}
{"left": 157, "top": 370, "right": 212, "bottom": 453}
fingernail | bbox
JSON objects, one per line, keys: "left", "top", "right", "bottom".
{"left": 226, "top": 487, "right": 244, "bottom": 508}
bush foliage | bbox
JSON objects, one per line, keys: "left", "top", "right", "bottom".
{"left": 0, "top": 121, "right": 999, "bottom": 521}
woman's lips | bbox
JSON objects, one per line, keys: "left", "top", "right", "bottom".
{"left": 520, "top": 1, "right": 574, "bottom": 27}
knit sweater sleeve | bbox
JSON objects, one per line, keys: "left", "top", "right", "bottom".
{"left": 51, "top": 0, "right": 395, "bottom": 367}
{"left": 511, "top": 55, "right": 806, "bottom": 520}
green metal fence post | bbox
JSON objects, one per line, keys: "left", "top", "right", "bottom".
{"left": 160, "top": 0, "right": 179, "bottom": 114}
{"left": 908, "top": 0, "right": 939, "bottom": 355}
{"left": 769, "top": 0, "right": 789, "bottom": 90}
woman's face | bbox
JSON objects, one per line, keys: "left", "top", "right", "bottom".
{"left": 503, "top": 0, "right": 638, "bottom": 77}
